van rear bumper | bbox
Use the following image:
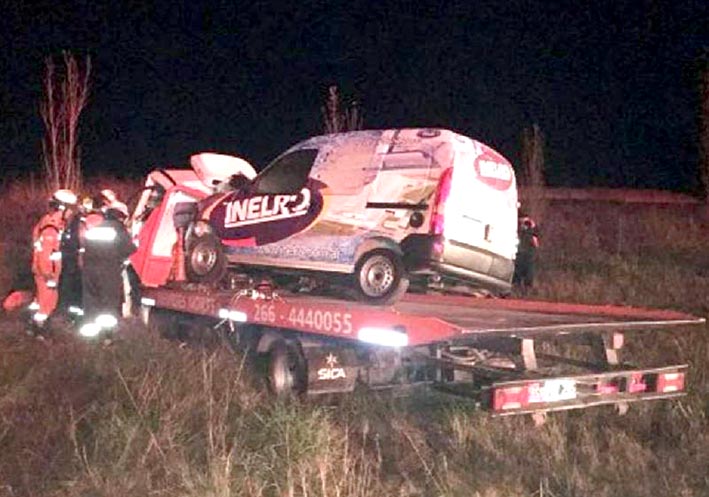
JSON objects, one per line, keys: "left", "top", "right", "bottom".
{"left": 401, "top": 235, "right": 514, "bottom": 293}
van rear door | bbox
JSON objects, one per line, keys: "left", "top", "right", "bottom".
{"left": 443, "top": 143, "right": 518, "bottom": 263}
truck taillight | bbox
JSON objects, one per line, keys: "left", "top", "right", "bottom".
{"left": 492, "top": 383, "right": 537, "bottom": 411}
{"left": 430, "top": 168, "right": 453, "bottom": 235}
{"left": 595, "top": 381, "right": 619, "bottom": 394}
{"left": 656, "top": 372, "right": 685, "bottom": 393}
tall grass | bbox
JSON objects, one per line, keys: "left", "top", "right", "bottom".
{"left": 1, "top": 179, "right": 708, "bottom": 497}
{"left": 0, "top": 178, "right": 140, "bottom": 298}
{"left": 0, "top": 326, "right": 392, "bottom": 497}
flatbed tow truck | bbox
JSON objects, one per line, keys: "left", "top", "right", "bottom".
{"left": 128, "top": 158, "right": 705, "bottom": 420}
{"left": 138, "top": 283, "right": 705, "bottom": 419}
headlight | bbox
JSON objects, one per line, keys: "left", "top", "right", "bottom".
{"left": 218, "top": 308, "right": 247, "bottom": 322}
{"left": 357, "top": 327, "right": 409, "bottom": 347}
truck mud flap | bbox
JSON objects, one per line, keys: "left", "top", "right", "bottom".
{"left": 303, "top": 347, "right": 360, "bottom": 395}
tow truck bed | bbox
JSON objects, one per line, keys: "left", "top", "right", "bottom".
{"left": 141, "top": 287, "right": 702, "bottom": 345}
{"left": 140, "top": 285, "right": 705, "bottom": 417}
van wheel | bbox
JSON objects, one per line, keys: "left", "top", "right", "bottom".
{"left": 268, "top": 340, "right": 307, "bottom": 398}
{"left": 354, "top": 250, "right": 409, "bottom": 305}
{"left": 186, "top": 234, "right": 226, "bottom": 284}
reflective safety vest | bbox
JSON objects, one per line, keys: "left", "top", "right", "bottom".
{"left": 78, "top": 211, "right": 106, "bottom": 267}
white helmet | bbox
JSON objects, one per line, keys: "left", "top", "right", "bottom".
{"left": 100, "top": 189, "right": 118, "bottom": 205}
{"left": 51, "top": 189, "right": 77, "bottom": 208}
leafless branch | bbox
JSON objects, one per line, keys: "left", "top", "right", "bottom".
{"left": 40, "top": 51, "right": 91, "bottom": 192}
{"left": 322, "top": 85, "right": 363, "bottom": 134}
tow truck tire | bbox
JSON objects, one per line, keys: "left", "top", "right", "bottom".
{"left": 267, "top": 340, "right": 307, "bottom": 398}
{"left": 186, "top": 233, "right": 226, "bottom": 285}
{"left": 353, "top": 249, "right": 409, "bottom": 305}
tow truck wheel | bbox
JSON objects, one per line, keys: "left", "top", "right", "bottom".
{"left": 354, "top": 249, "right": 409, "bottom": 305}
{"left": 268, "top": 340, "right": 307, "bottom": 397}
{"left": 186, "top": 234, "right": 226, "bottom": 285}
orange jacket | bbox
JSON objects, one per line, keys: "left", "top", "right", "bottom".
{"left": 31, "top": 210, "right": 70, "bottom": 282}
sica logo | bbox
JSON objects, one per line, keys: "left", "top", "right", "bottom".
{"left": 317, "top": 353, "right": 347, "bottom": 381}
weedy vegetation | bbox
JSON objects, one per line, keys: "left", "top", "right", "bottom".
{"left": 0, "top": 178, "right": 707, "bottom": 497}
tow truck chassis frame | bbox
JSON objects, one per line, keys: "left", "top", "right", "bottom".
{"left": 139, "top": 284, "right": 704, "bottom": 418}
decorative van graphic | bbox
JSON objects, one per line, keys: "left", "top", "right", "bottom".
{"left": 474, "top": 146, "right": 514, "bottom": 191}
{"left": 223, "top": 188, "right": 312, "bottom": 229}
{"left": 209, "top": 181, "right": 326, "bottom": 245}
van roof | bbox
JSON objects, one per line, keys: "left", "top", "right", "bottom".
{"left": 289, "top": 128, "right": 471, "bottom": 151}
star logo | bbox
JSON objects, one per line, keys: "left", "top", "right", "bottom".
{"left": 325, "top": 353, "right": 338, "bottom": 368}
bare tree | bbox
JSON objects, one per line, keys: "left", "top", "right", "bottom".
{"left": 40, "top": 51, "right": 91, "bottom": 192}
{"left": 700, "top": 67, "right": 709, "bottom": 202}
{"left": 520, "top": 123, "right": 547, "bottom": 222}
{"left": 322, "top": 85, "right": 363, "bottom": 134}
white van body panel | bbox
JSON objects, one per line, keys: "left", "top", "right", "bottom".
{"left": 199, "top": 128, "right": 518, "bottom": 292}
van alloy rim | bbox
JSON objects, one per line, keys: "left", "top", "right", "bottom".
{"left": 360, "top": 254, "right": 396, "bottom": 297}
{"left": 191, "top": 243, "right": 218, "bottom": 275}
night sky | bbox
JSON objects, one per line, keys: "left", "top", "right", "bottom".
{"left": 2, "top": 1, "right": 707, "bottom": 191}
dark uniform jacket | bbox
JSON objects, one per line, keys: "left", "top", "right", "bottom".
{"left": 82, "top": 218, "right": 137, "bottom": 318}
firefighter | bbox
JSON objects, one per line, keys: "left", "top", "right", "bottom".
{"left": 57, "top": 196, "right": 91, "bottom": 317}
{"left": 29, "top": 188, "right": 77, "bottom": 334}
{"left": 57, "top": 196, "right": 102, "bottom": 319}
{"left": 513, "top": 212, "right": 540, "bottom": 292}
{"left": 79, "top": 200, "right": 136, "bottom": 338}
{"left": 100, "top": 189, "right": 128, "bottom": 220}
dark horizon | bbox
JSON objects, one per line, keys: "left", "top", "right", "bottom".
{"left": 2, "top": 1, "right": 707, "bottom": 193}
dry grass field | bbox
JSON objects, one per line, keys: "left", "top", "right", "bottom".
{"left": 0, "top": 179, "right": 707, "bottom": 497}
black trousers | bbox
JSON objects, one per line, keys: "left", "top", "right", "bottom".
{"left": 58, "top": 255, "right": 82, "bottom": 311}
{"left": 513, "top": 252, "right": 535, "bottom": 288}
{"left": 82, "top": 261, "right": 124, "bottom": 320}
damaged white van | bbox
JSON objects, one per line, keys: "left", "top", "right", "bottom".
{"left": 170, "top": 128, "right": 519, "bottom": 304}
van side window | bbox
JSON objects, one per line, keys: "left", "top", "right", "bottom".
{"left": 254, "top": 149, "right": 319, "bottom": 194}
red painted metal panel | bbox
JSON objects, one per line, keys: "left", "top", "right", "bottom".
{"left": 142, "top": 287, "right": 704, "bottom": 347}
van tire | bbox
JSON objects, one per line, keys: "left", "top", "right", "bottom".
{"left": 353, "top": 249, "right": 409, "bottom": 305}
{"left": 185, "top": 233, "right": 226, "bottom": 285}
